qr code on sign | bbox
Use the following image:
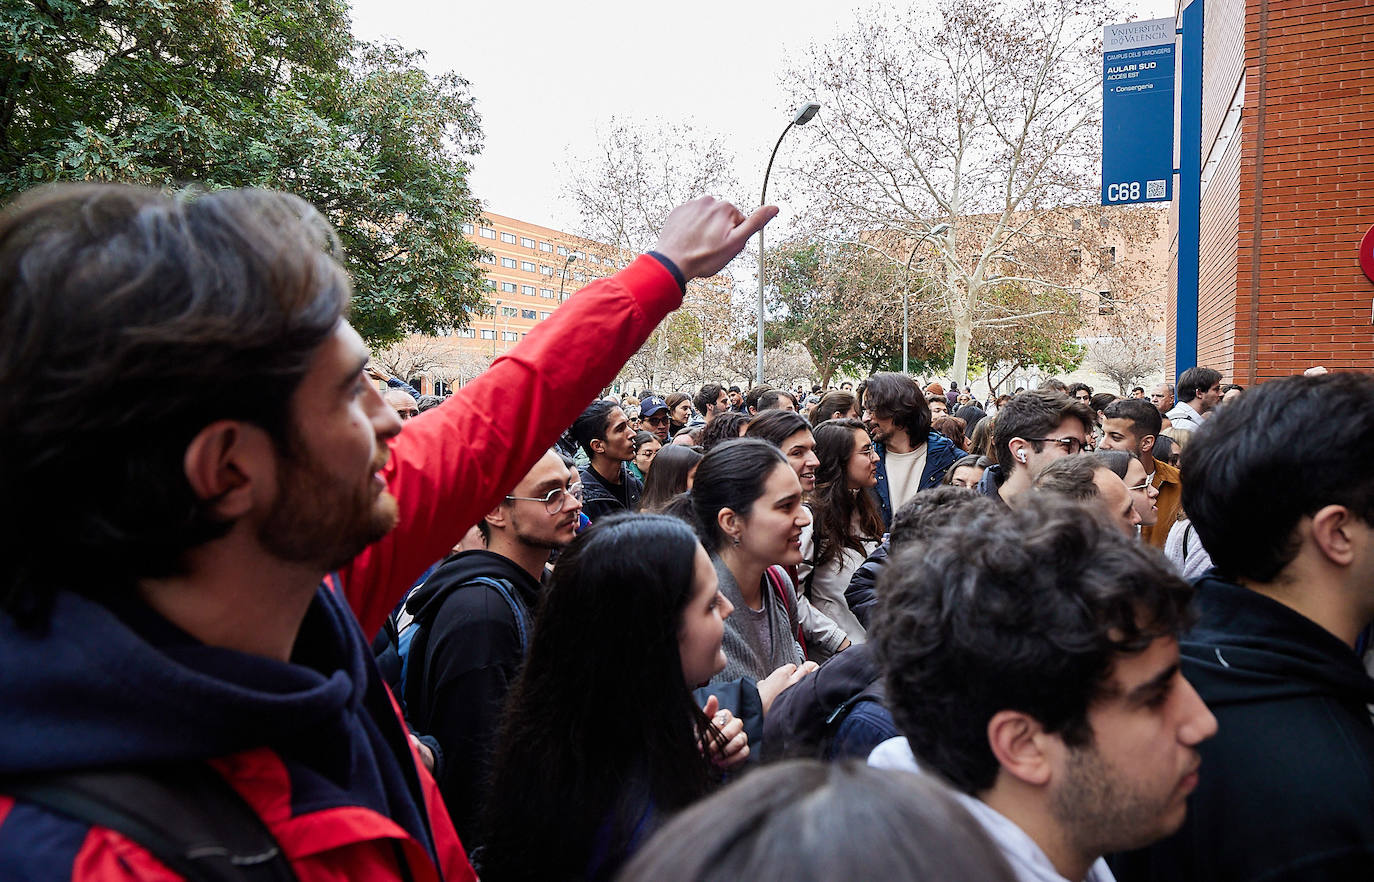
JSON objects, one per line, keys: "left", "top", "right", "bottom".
{"left": 1146, "top": 180, "right": 1166, "bottom": 199}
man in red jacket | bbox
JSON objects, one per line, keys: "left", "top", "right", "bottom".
{"left": 0, "top": 183, "right": 773, "bottom": 881}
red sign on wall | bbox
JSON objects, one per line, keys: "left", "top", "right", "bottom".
{"left": 1362, "top": 224, "right": 1374, "bottom": 284}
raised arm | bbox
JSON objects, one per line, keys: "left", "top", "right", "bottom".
{"left": 341, "top": 198, "right": 776, "bottom": 633}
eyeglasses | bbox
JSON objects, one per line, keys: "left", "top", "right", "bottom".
{"left": 645, "top": 414, "right": 669, "bottom": 426}
{"left": 1027, "top": 437, "right": 1084, "bottom": 455}
{"left": 1126, "top": 477, "right": 1152, "bottom": 493}
{"left": 857, "top": 444, "right": 878, "bottom": 459}
{"left": 505, "top": 483, "right": 583, "bottom": 514}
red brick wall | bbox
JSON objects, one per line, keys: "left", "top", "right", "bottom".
{"left": 1198, "top": 130, "right": 1242, "bottom": 377}
{"left": 1230, "top": 0, "right": 1374, "bottom": 382}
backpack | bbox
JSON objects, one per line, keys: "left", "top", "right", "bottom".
{"left": 761, "top": 642, "right": 885, "bottom": 761}
{"left": 5, "top": 762, "right": 298, "bottom": 882}
{"left": 375, "top": 574, "right": 530, "bottom": 716}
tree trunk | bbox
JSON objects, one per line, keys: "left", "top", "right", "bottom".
{"left": 952, "top": 320, "right": 973, "bottom": 387}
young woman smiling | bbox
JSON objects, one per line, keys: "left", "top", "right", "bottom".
{"left": 799, "top": 419, "right": 884, "bottom": 645}
{"left": 669, "top": 439, "right": 817, "bottom": 684}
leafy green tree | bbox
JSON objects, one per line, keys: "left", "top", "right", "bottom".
{"left": 970, "top": 283, "right": 1085, "bottom": 394}
{"left": 1, "top": 0, "right": 485, "bottom": 344}
{"left": 767, "top": 240, "right": 951, "bottom": 387}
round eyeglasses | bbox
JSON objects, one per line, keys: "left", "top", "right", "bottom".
{"left": 505, "top": 483, "right": 584, "bottom": 514}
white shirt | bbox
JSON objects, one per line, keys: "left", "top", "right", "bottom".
{"left": 1164, "top": 402, "right": 1205, "bottom": 431}
{"left": 884, "top": 444, "right": 928, "bottom": 512}
{"left": 869, "top": 737, "right": 1117, "bottom": 882}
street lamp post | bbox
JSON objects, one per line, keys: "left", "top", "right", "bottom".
{"left": 557, "top": 252, "right": 578, "bottom": 302}
{"left": 757, "top": 101, "right": 820, "bottom": 386}
{"left": 823, "top": 221, "right": 949, "bottom": 374}
{"left": 491, "top": 298, "right": 501, "bottom": 357}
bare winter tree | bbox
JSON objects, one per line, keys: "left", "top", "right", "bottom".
{"left": 372, "top": 334, "right": 491, "bottom": 391}
{"left": 783, "top": 0, "right": 1156, "bottom": 385}
{"left": 563, "top": 118, "right": 742, "bottom": 393}
{"left": 1087, "top": 297, "right": 1165, "bottom": 394}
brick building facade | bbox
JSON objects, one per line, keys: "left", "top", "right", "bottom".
{"left": 1170, "top": 0, "right": 1374, "bottom": 382}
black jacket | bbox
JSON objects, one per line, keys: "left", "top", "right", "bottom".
{"left": 404, "top": 550, "right": 542, "bottom": 850}
{"left": 762, "top": 643, "right": 890, "bottom": 761}
{"left": 1110, "top": 574, "right": 1374, "bottom": 882}
{"left": 974, "top": 462, "right": 1010, "bottom": 507}
{"left": 579, "top": 462, "right": 643, "bottom": 522}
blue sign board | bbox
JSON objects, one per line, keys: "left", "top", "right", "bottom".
{"left": 1102, "top": 18, "right": 1175, "bottom": 205}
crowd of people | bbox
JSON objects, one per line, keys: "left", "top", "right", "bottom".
{"left": 2, "top": 182, "right": 1372, "bottom": 882}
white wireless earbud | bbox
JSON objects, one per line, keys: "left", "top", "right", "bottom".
{"left": 1017, "top": 450, "right": 1027, "bottom": 463}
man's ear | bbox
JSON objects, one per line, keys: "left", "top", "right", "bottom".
{"left": 1008, "top": 438, "right": 1030, "bottom": 465}
{"left": 1309, "top": 504, "right": 1359, "bottom": 568}
{"left": 590, "top": 437, "right": 607, "bottom": 456}
{"left": 483, "top": 501, "right": 508, "bottom": 534}
{"left": 1140, "top": 433, "right": 1156, "bottom": 457}
{"left": 987, "top": 710, "right": 1054, "bottom": 787}
{"left": 182, "top": 421, "right": 274, "bottom": 521}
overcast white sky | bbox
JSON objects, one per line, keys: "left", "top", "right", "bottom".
{"left": 348, "top": 0, "right": 1175, "bottom": 237}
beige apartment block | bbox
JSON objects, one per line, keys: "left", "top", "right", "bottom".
{"left": 380, "top": 212, "right": 622, "bottom": 394}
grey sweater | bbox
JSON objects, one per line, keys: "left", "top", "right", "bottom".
{"left": 709, "top": 554, "right": 804, "bottom": 685}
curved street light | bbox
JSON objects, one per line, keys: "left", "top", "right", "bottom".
{"left": 756, "top": 101, "right": 821, "bottom": 386}
{"left": 556, "top": 251, "right": 578, "bottom": 302}
{"left": 823, "top": 221, "right": 949, "bottom": 374}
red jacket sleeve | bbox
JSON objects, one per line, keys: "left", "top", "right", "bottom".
{"left": 339, "top": 255, "right": 683, "bottom": 635}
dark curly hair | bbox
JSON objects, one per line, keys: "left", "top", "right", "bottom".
{"left": 860, "top": 372, "right": 931, "bottom": 443}
{"left": 699, "top": 411, "right": 751, "bottom": 452}
{"left": 0, "top": 184, "right": 348, "bottom": 625}
{"left": 871, "top": 494, "right": 1193, "bottom": 794}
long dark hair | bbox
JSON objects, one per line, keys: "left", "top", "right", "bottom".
{"left": 809, "top": 419, "right": 884, "bottom": 573}
{"left": 639, "top": 445, "right": 703, "bottom": 512}
{"left": 480, "top": 514, "right": 725, "bottom": 880}
{"left": 666, "top": 439, "right": 788, "bottom": 554}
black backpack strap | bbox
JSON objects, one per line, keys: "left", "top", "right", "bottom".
{"left": 5, "top": 762, "right": 298, "bottom": 882}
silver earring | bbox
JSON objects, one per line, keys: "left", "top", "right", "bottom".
{"left": 732, "top": 535, "right": 741, "bottom": 547}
